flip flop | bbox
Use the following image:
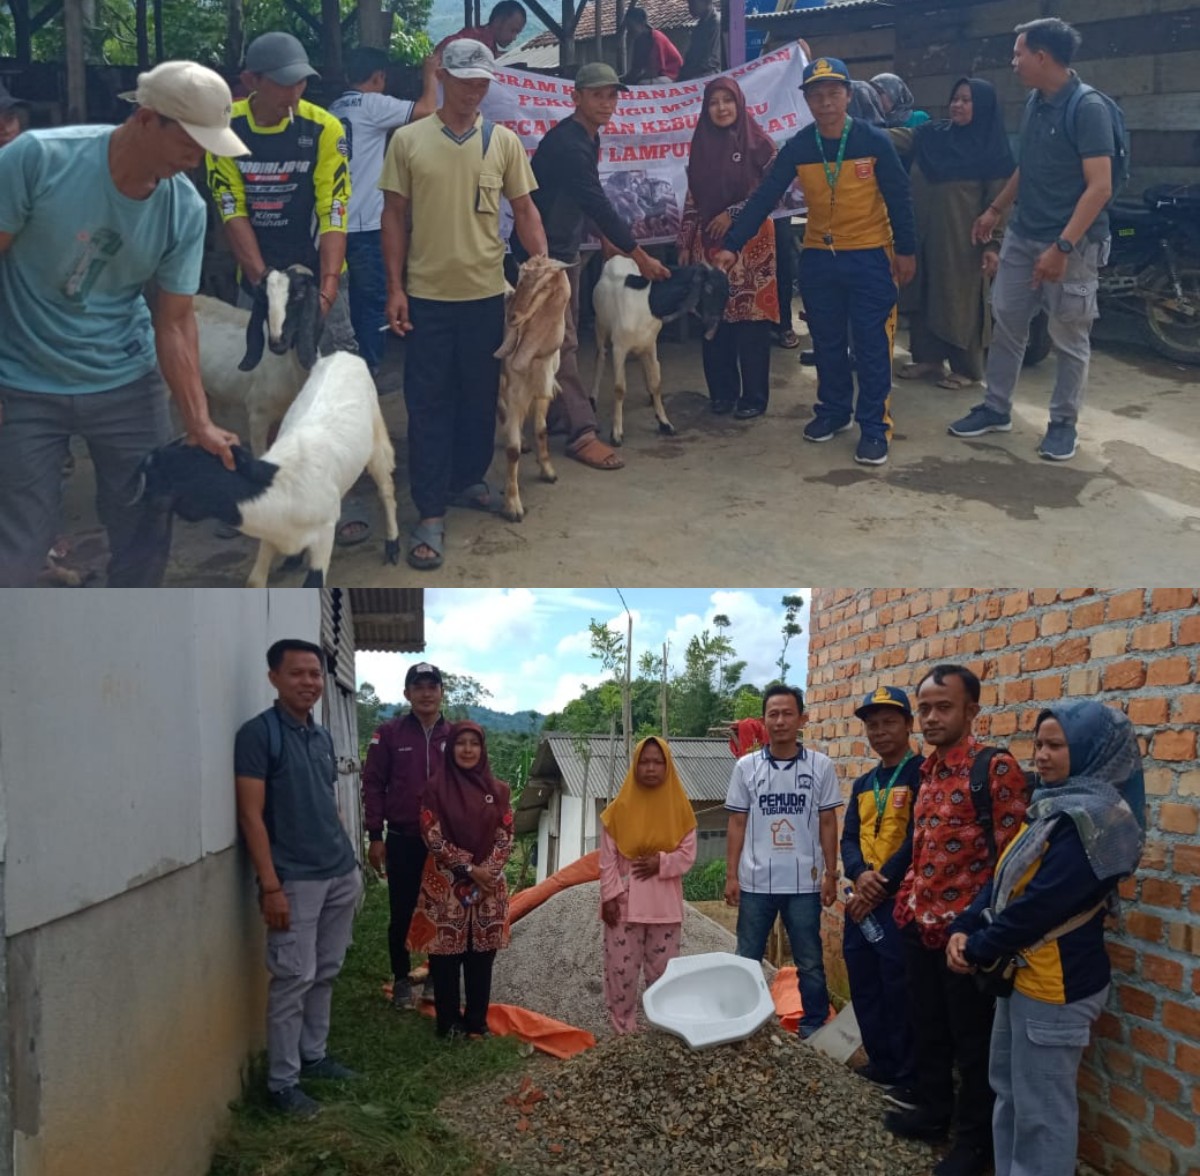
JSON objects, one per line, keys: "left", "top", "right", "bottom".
{"left": 898, "top": 362, "right": 942, "bottom": 381}
{"left": 335, "top": 501, "right": 372, "bottom": 547}
{"left": 449, "top": 481, "right": 504, "bottom": 514}
{"left": 568, "top": 434, "right": 624, "bottom": 471}
{"left": 406, "top": 519, "right": 445, "bottom": 571}
{"left": 775, "top": 330, "right": 801, "bottom": 349}
{"left": 937, "top": 373, "right": 978, "bottom": 390}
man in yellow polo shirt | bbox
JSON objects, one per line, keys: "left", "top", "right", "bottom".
{"left": 380, "top": 38, "right": 547, "bottom": 572}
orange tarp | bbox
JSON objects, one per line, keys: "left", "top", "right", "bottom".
{"left": 507, "top": 850, "right": 600, "bottom": 924}
{"left": 771, "top": 966, "right": 804, "bottom": 1034}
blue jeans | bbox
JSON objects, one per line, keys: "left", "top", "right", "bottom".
{"left": 345, "top": 230, "right": 388, "bottom": 372}
{"left": 736, "top": 890, "right": 829, "bottom": 1035}
{"left": 990, "top": 985, "right": 1108, "bottom": 1176}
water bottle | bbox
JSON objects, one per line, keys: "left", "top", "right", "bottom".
{"left": 843, "top": 882, "right": 885, "bottom": 944}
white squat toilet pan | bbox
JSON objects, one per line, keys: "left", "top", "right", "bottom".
{"left": 642, "top": 951, "right": 775, "bottom": 1049}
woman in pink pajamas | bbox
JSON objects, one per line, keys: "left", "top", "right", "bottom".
{"left": 599, "top": 737, "right": 698, "bottom": 1034}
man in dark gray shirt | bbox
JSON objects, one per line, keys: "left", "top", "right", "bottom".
{"left": 678, "top": 0, "right": 722, "bottom": 82}
{"left": 949, "top": 17, "right": 1114, "bottom": 463}
{"left": 235, "top": 638, "right": 362, "bottom": 1118}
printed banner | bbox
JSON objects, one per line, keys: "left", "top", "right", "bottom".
{"left": 484, "top": 44, "right": 812, "bottom": 246}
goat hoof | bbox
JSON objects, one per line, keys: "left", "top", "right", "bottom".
{"left": 280, "top": 553, "right": 305, "bottom": 572}
{"left": 540, "top": 470, "right": 558, "bottom": 484}
{"left": 610, "top": 434, "right": 623, "bottom": 448}
{"left": 301, "top": 569, "right": 325, "bottom": 588}
{"left": 658, "top": 422, "right": 677, "bottom": 436}
{"left": 384, "top": 538, "right": 401, "bottom": 566}
{"left": 501, "top": 507, "right": 524, "bottom": 524}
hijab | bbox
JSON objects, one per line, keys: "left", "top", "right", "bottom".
{"left": 428, "top": 721, "right": 512, "bottom": 864}
{"left": 847, "top": 80, "right": 885, "bottom": 127}
{"left": 912, "top": 76, "right": 1015, "bottom": 184}
{"left": 600, "top": 736, "right": 698, "bottom": 860}
{"left": 992, "top": 700, "right": 1145, "bottom": 915}
{"left": 687, "top": 76, "right": 777, "bottom": 223}
{"left": 870, "top": 73, "right": 916, "bottom": 129}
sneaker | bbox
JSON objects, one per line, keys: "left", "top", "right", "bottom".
{"left": 269, "top": 1084, "right": 321, "bottom": 1119}
{"left": 948, "top": 404, "right": 1012, "bottom": 437}
{"left": 854, "top": 1062, "right": 897, "bottom": 1086}
{"left": 882, "top": 1085, "right": 920, "bottom": 1111}
{"left": 800, "top": 350, "right": 817, "bottom": 366}
{"left": 803, "top": 415, "right": 853, "bottom": 443}
{"left": 884, "top": 1107, "right": 950, "bottom": 1142}
{"left": 421, "top": 977, "right": 436, "bottom": 1004}
{"left": 391, "top": 977, "right": 413, "bottom": 1010}
{"left": 1037, "top": 421, "right": 1077, "bottom": 461}
{"left": 854, "top": 436, "right": 889, "bottom": 465}
{"left": 300, "top": 1055, "right": 360, "bottom": 1081}
{"left": 933, "top": 1142, "right": 992, "bottom": 1176}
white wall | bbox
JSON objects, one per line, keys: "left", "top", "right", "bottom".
{"left": 536, "top": 810, "right": 550, "bottom": 885}
{"left": 0, "top": 588, "right": 321, "bottom": 937}
{"left": 558, "top": 793, "right": 584, "bottom": 871}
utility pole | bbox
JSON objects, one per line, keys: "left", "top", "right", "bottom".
{"left": 661, "top": 640, "right": 669, "bottom": 736}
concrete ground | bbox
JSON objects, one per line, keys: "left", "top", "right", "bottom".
{"left": 50, "top": 308, "right": 1200, "bottom": 586}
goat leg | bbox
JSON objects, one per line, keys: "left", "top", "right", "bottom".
{"left": 610, "top": 344, "right": 628, "bottom": 447}
{"left": 367, "top": 416, "right": 402, "bottom": 566}
{"left": 501, "top": 412, "right": 524, "bottom": 523}
{"left": 533, "top": 391, "right": 557, "bottom": 486}
{"left": 302, "top": 522, "right": 336, "bottom": 589}
{"left": 640, "top": 346, "right": 675, "bottom": 436}
{"left": 246, "top": 539, "right": 278, "bottom": 588}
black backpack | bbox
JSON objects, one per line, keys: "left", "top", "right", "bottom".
{"left": 968, "top": 746, "right": 1003, "bottom": 867}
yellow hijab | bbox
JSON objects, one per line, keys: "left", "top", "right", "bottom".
{"left": 600, "top": 736, "right": 698, "bottom": 859}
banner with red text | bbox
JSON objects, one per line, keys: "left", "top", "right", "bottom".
{"left": 484, "top": 44, "right": 812, "bottom": 246}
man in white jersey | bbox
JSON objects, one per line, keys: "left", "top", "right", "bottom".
{"left": 725, "top": 683, "right": 842, "bottom": 1037}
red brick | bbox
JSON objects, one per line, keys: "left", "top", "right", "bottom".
{"left": 1143, "top": 840, "right": 1168, "bottom": 870}
{"left": 1119, "top": 877, "right": 1137, "bottom": 901}
{"left": 1021, "top": 646, "right": 1051, "bottom": 672}
{"left": 1174, "top": 694, "right": 1200, "bottom": 723}
{"left": 1096, "top": 1112, "right": 1131, "bottom": 1149}
{"left": 1002, "top": 590, "right": 1030, "bottom": 617}
{"left": 1142, "top": 879, "right": 1184, "bottom": 908}
{"left": 1192, "top": 888, "right": 1200, "bottom": 916}
{"left": 1178, "top": 1042, "right": 1200, "bottom": 1076}
{"left": 1076, "top": 1131, "right": 1106, "bottom": 1170}
{"left": 1053, "top": 636, "right": 1090, "bottom": 665}
{"left": 1181, "top": 612, "right": 1200, "bottom": 644}
{"left": 1033, "top": 675, "right": 1062, "bottom": 701}
{"left": 1107, "top": 589, "right": 1145, "bottom": 620}
{"left": 1168, "top": 921, "right": 1200, "bottom": 954}
{"left": 1176, "top": 844, "right": 1200, "bottom": 875}
{"left": 1143, "top": 953, "right": 1185, "bottom": 989}
{"left": 1152, "top": 587, "right": 1195, "bottom": 612}
{"left": 1133, "top": 621, "right": 1173, "bottom": 650}
{"left": 1118, "top": 982, "right": 1157, "bottom": 1017}
{"left": 1100, "top": 1043, "right": 1135, "bottom": 1077}
{"left": 1164, "top": 999, "right": 1200, "bottom": 1038}
{"left": 983, "top": 625, "right": 1008, "bottom": 650}
{"left": 1091, "top": 628, "right": 1128, "bottom": 658}
{"left": 908, "top": 592, "right": 931, "bottom": 616}
{"left": 1128, "top": 697, "right": 1170, "bottom": 725}
{"left": 1009, "top": 618, "right": 1038, "bottom": 644}
{"left": 1147, "top": 656, "right": 1193, "bottom": 687}
{"left": 1143, "top": 1065, "right": 1184, "bottom": 1104}
{"left": 1060, "top": 587, "right": 1091, "bottom": 601}
{"left": 1130, "top": 1025, "right": 1170, "bottom": 1060}
{"left": 1154, "top": 1105, "right": 1196, "bottom": 1148}
{"left": 1094, "top": 1010, "right": 1123, "bottom": 1040}
{"left": 1106, "top": 941, "right": 1137, "bottom": 972}
{"left": 1153, "top": 732, "right": 1199, "bottom": 764}
{"left": 1040, "top": 609, "right": 1070, "bottom": 636}
{"left": 1103, "top": 660, "right": 1147, "bottom": 690}
{"left": 1071, "top": 600, "right": 1107, "bottom": 628}
{"left": 1109, "top": 1083, "right": 1148, "bottom": 1121}
{"left": 990, "top": 711, "right": 1018, "bottom": 736}
{"left": 1126, "top": 911, "right": 1164, "bottom": 943}
{"left": 1159, "top": 799, "right": 1200, "bottom": 832}
{"left": 1002, "top": 678, "right": 1032, "bottom": 704}
{"left": 1137, "top": 1138, "right": 1175, "bottom": 1175}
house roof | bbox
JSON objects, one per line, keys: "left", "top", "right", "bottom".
{"left": 344, "top": 589, "right": 425, "bottom": 653}
{"left": 520, "top": 0, "right": 696, "bottom": 50}
{"left": 746, "top": 0, "right": 890, "bottom": 21}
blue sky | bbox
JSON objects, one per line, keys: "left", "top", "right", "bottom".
{"left": 356, "top": 588, "right": 811, "bottom": 714}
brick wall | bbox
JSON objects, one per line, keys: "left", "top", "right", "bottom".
{"left": 806, "top": 588, "right": 1200, "bottom": 1176}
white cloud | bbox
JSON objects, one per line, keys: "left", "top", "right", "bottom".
{"left": 536, "top": 669, "right": 608, "bottom": 715}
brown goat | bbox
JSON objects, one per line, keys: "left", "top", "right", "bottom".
{"left": 494, "top": 256, "right": 572, "bottom": 522}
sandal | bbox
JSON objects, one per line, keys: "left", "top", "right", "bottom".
{"left": 775, "top": 329, "right": 801, "bottom": 349}
{"left": 937, "top": 372, "right": 978, "bottom": 390}
{"left": 449, "top": 481, "right": 503, "bottom": 514}
{"left": 898, "top": 362, "right": 942, "bottom": 381}
{"left": 568, "top": 434, "right": 624, "bottom": 471}
{"left": 406, "top": 519, "right": 445, "bottom": 571}
{"left": 335, "top": 500, "right": 372, "bottom": 547}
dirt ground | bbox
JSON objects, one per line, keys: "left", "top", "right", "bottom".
{"left": 50, "top": 307, "right": 1200, "bottom": 586}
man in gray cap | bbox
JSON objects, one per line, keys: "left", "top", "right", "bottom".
{"left": 515, "top": 61, "right": 669, "bottom": 473}
{"left": 0, "top": 81, "right": 29, "bottom": 150}
{"left": 0, "top": 60, "right": 246, "bottom": 587}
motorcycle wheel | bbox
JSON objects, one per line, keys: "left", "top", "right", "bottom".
{"left": 1023, "top": 310, "right": 1052, "bottom": 367}
{"left": 1142, "top": 265, "right": 1200, "bottom": 365}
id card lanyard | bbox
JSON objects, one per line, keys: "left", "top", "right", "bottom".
{"left": 871, "top": 749, "right": 914, "bottom": 836}
{"left": 815, "top": 116, "right": 852, "bottom": 255}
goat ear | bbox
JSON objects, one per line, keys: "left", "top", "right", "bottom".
{"left": 295, "top": 280, "right": 322, "bottom": 371}
{"left": 233, "top": 444, "right": 278, "bottom": 487}
{"left": 238, "top": 286, "right": 268, "bottom": 372}
{"left": 623, "top": 275, "right": 651, "bottom": 291}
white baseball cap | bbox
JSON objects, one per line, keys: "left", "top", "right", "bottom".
{"left": 120, "top": 61, "right": 249, "bottom": 157}
{"left": 441, "top": 38, "right": 497, "bottom": 80}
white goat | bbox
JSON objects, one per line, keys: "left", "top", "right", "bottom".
{"left": 590, "top": 256, "right": 731, "bottom": 445}
{"left": 495, "top": 256, "right": 572, "bottom": 522}
{"left": 141, "top": 351, "right": 400, "bottom": 587}
{"left": 194, "top": 267, "right": 321, "bottom": 455}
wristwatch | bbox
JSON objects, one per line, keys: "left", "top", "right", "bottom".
{"left": 1054, "top": 237, "right": 1074, "bottom": 254}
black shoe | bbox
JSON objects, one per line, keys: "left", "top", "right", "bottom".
{"left": 882, "top": 1085, "right": 920, "bottom": 1110}
{"left": 391, "top": 978, "right": 413, "bottom": 1010}
{"left": 799, "top": 350, "right": 817, "bottom": 366}
{"left": 884, "top": 1107, "right": 950, "bottom": 1142}
{"left": 734, "top": 403, "right": 766, "bottom": 420}
{"left": 710, "top": 400, "right": 735, "bottom": 415}
{"left": 933, "top": 1142, "right": 992, "bottom": 1176}
{"left": 854, "top": 1062, "right": 897, "bottom": 1086}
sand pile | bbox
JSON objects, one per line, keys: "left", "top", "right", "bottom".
{"left": 491, "top": 880, "right": 773, "bottom": 1038}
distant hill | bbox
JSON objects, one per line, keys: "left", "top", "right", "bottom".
{"left": 378, "top": 702, "right": 545, "bottom": 734}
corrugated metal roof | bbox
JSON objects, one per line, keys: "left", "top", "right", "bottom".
{"left": 523, "top": 733, "right": 735, "bottom": 804}
{"left": 522, "top": 0, "right": 695, "bottom": 49}
{"left": 345, "top": 589, "right": 425, "bottom": 652}
{"left": 746, "top": 0, "right": 890, "bottom": 20}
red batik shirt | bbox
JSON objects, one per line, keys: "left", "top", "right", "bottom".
{"left": 894, "top": 736, "right": 1029, "bottom": 949}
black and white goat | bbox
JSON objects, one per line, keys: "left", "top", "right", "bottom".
{"left": 138, "top": 350, "right": 401, "bottom": 587}
{"left": 195, "top": 266, "right": 324, "bottom": 455}
{"left": 590, "top": 257, "right": 730, "bottom": 445}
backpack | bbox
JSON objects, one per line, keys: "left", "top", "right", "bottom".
{"left": 968, "top": 746, "right": 1003, "bottom": 867}
{"left": 1023, "top": 82, "right": 1130, "bottom": 203}
{"left": 261, "top": 707, "right": 284, "bottom": 782}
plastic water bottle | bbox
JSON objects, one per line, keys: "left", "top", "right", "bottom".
{"left": 843, "top": 882, "right": 885, "bottom": 944}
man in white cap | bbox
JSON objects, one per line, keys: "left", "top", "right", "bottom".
{"left": 0, "top": 60, "right": 246, "bottom": 587}
{"left": 379, "top": 38, "right": 548, "bottom": 572}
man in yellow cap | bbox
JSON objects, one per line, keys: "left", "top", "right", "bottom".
{"left": 0, "top": 60, "right": 246, "bottom": 586}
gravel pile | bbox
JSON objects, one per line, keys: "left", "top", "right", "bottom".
{"left": 492, "top": 881, "right": 772, "bottom": 1039}
{"left": 440, "top": 1026, "right": 935, "bottom": 1175}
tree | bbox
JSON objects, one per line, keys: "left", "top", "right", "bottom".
{"left": 355, "top": 681, "right": 385, "bottom": 757}
{"left": 441, "top": 671, "right": 491, "bottom": 720}
{"left": 777, "top": 593, "right": 805, "bottom": 682}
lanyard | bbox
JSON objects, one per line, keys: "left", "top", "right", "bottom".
{"left": 871, "top": 750, "right": 913, "bottom": 833}
{"left": 814, "top": 116, "right": 852, "bottom": 250}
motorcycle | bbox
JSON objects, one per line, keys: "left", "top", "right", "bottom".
{"left": 1025, "top": 183, "right": 1200, "bottom": 366}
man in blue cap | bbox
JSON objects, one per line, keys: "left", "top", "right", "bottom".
{"left": 841, "top": 685, "right": 923, "bottom": 1096}
{"left": 715, "top": 57, "right": 915, "bottom": 467}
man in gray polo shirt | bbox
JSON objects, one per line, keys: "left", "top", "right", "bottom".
{"left": 234, "top": 638, "right": 362, "bottom": 1118}
{"left": 949, "top": 17, "right": 1114, "bottom": 462}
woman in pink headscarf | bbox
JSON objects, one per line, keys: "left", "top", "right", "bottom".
{"left": 419, "top": 721, "right": 513, "bottom": 1039}
{"left": 677, "top": 76, "right": 779, "bottom": 419}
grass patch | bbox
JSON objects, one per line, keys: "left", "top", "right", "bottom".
{"left": 208, "top": 876, "right": 525, "bottom": 1176}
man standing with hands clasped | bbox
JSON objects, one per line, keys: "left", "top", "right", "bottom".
{"left": 724, "top": 684, "right": 843, "bottom": 1039}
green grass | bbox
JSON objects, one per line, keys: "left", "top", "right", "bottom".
{"left": 208, "top": 876, "right": 525, "bottom": 1176}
